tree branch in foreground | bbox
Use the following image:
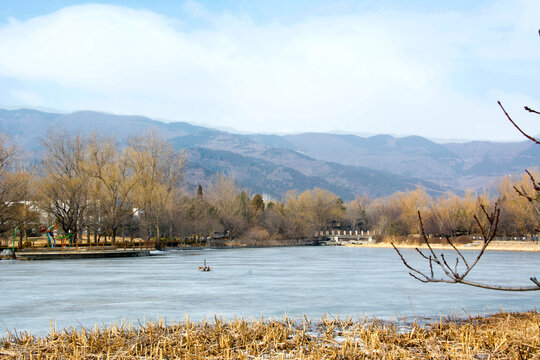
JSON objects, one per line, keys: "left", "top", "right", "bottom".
{"left": 498, "top": 101, "right": 540, "bottom": 145}
{"left": 500, "top": 101, "right": 540, "bottom": 229}
{"left": 392, "top": 205, "right": 540, "bottom": 291}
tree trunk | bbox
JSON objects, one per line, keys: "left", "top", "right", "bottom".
{"left": 23, "top": 219, "right": 27, "bottom": 242}
{"left": 155, "top": 223, "right": 160, "bottom": 249}
{"left": 112, "top": 227, "right": 117, "bottom": 247}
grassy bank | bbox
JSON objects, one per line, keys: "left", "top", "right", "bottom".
{"left": 1, "top": 312, "right": 538, "bottom": 359}
{"left": 347, "top": 235, "right": 540, "bottom": 252}
{"left": 347, "top": 241, "right": 540, "bottom": 252}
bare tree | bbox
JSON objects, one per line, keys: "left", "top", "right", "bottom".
{"left": 86, "top": 135, "right": 138, "bottom": 245}
{"left": 284, "top": 188, "right": 344, "bottom": 236}
{"left": 0, "top": 134, "right": 18, "bottom": 234}
{"left": 393, "top": 102, "right": 540, "bottom": 291}
{"left": 345, "top": 195, "right": 369, "bottom": 231}
{"left": 5, "top": 171, "right": 39, "bottom": 246}
{"left": 176, "top": 191, "right": 222, "bottom": 240}
{"left": 128, "top": 131, "right": 184, "bottom": 241}
{"left": 366, "top": 196, "right": 402, "bottom": 235}
{"left": 39, "top": 131, "right": 90, "bottom": 243}
{"left": 206, "top": 175, "right": 247, "bottom": 239}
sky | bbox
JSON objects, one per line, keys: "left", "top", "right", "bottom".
{"left": 0, "top": 0, "right": 539, "bottom": 141}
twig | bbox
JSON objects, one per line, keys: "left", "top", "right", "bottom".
{"left": 498, "top": 101, "right": 540, "bottom": 144}
{"left": 392, "top": 243, "right": 429, "bottom": 281}
{"left": 446, "top": 236, "right": 469, "bottom": 268}
{"left": 524, "top": 106, "right": 540, "bottom": 115}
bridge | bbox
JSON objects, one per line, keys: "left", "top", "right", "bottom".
{"left": 315, "top": 229, "right": 379, "bottom": 245}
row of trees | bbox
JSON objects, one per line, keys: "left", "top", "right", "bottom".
{"left": 0, "top": 131, "right": 538, "bottom": 247}
{"left": 172, "top": 180, "right": 352, "bottom": 243}
{"left": 171, "top": 173, "right": 538, "bottom": 242}
{"left": 368, "top": 174, "right": 539, "bottom": 238}
{"left": 0, "top": 131, "right": 183, "bottom": 246}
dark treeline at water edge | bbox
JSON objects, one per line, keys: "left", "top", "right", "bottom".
{"left": 0, "top": 130, "right": 538, "bottom": 249}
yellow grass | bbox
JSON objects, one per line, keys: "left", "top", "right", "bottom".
{"left": 0, "top": 312, "right": 538, "bottom": 359}
{"left": 346, "top": 240, "right": 540, "bottom": 252}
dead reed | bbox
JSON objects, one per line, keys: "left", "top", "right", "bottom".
{"left": 0, "top": 311, "right": 538, "bottom": 359}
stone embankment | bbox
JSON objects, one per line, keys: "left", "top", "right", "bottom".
{"left": 1, "top": 249, "right": 150, "bottom": 261}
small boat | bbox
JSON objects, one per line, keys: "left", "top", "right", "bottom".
{"left": 198, "top": 259, "right": 211, "bottom": 272}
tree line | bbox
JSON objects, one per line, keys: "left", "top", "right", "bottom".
{"left": 0, "top": 131, "right": 538, "bottom": 248}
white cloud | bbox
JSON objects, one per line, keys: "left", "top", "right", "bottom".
{"left": 0, "top": 1, "right": 538, "bottom": 141}
{"left": 10, "top": 89, "right": 45, "bottom": 107}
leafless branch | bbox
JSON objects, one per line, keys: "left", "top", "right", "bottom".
{"left": 446, "top": 236, "right": 469, "bottom": 268}
{"left": 513, "top": 170, "right": 540, "bottom": 204}
{"left": 415, "top": 247, "right": 430, "bottom": 260}
{"left": 524, "top": 106, "right": 540, "bottom": 115}
{"left": 392, "top": 204, "right": 540, "bottom": 291}
{"left": 525, "top": 169, "right": 540, "bottom": 192}
{"left": 498, "top": 101, "right": 540, "bottom": 144}
{"left": 410, "top": 273, "right": 429, "bottom": 283}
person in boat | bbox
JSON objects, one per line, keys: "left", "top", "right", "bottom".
{"left": 198, "top": 259, "right": 211, "bottom": 271}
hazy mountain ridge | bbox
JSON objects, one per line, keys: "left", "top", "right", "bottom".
{"left": 182, "top": 148, "right": 357, "bottom": 200}
{"left": 279, "top": 132, "right": 537, "bottom": 189}
{"left": 0, "top": 109, "right": 211, "bottom": 151}
{"left": 1, "top": 108, "right": 536, "bottom": 200}
{"left": 169, "top": 129, "right": 445, "bottom": 199}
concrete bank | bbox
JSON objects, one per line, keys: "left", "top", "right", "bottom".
{"left": 14, "top": 249, "right": 151, "bottom": 261}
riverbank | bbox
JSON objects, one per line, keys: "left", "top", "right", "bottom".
{"left": 14, "top": 249, "right": 151, "bottom": 260}
{"left": 0, "top": 311, "right": 537, "bottom": 359}
{"left": 0, "top": 236, "right": 317, "bottom": 255}
{"left": 346, "top": 240, "right": 540, "bottom": 252}
{"left": 3, "top": 240, "right": 538, "bottom": 260}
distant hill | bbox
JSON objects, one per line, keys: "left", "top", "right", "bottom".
{"left": 169, "top": 130, "right": 447, "bottom": 199}
{"left": 179, "top": 147, "right": 442, "bottom": 200}
{"left": 1, "top": 108, "right": 536, "bottom": 200}
{"left": 182, "top": 148, "right": 357, "bottom": 200}
{"left": 276, "top": 133, "right": 537, "bottom": 191}
{"left": 277, "top": 133, "right": 461, "bottom": 182}
{"left": 0, "top": 109, "right": 210, "bottom": 151}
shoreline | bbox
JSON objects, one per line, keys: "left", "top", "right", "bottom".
{"left": 2, "top": 240, "right": 538, "bottom": 261}
{"left": 14, "top": 249, "right": 151, "bottom": 260}
{"left": 345, "top": 240, "right": 540, "bottom": 252}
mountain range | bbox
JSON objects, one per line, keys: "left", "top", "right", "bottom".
{"left": 1, "top": 108, "right": 537, "bottom": 201}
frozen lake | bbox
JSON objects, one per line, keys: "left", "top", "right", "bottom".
{"left": 1, "top": 246, "right": 538, "bottom": 336}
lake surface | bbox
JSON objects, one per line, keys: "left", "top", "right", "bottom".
{"left": 1, "top": 247, "right": 538, "bottom": 336}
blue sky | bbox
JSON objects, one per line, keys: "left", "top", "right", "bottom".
{"left": 0, "top": 0, "right": 538, "bottom": 141}
{"left": 0, "top": 1, "right": 493, "bottom": 23}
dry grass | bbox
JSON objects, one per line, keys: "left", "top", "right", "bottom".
{"left": 1, "top": 312, "right": 538, "bottom": 359}
{"left": 348, "top": 238, "right": 540, "bottom": 252}
{"left": 377, "top": 235, "right": 474, "bottom": 246}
